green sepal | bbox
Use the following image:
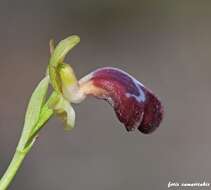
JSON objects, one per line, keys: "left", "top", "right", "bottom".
{"left": 49, "top": 95, "right": 76, "bottom": 131}
{"left": 49, "top": 35, "right": 80, "bottom": 93}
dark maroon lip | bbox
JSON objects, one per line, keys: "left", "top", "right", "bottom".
{"left": 87, "top": 67, "right": 164, "bottom": 134}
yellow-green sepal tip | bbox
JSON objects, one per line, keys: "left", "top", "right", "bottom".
{"left": 48, "top": 35, "right": 80, "bottom": 94}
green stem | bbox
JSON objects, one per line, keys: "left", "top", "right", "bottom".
{"left": 0, "top": 149, "right": 26, "bottom": 190}
{"left": 0, "top": 92, "right": 57, "bottom": 190}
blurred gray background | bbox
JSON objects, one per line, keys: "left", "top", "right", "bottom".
{"left": 0, "top": 0, "right": 211, "bottom": 189}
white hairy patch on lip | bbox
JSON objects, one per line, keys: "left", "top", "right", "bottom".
{"left": 62, "top": 83, "right": 86, "bottom": 104}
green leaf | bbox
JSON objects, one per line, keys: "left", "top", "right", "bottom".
{"left": 17, "top": 76, "right": 49, "bottom": 150}
{"left": 49, "top": 35, "right": 80, "bottom": 93}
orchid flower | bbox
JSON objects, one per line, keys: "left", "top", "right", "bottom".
{"left": 0, "top": 35, "right": 164, "bottom": 190}
{"left": 49, "top": 35, "right": 163, "bottom": 134}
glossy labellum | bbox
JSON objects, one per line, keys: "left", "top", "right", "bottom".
{"left": 79, "top": 67, "right": 163, "bottom": 134}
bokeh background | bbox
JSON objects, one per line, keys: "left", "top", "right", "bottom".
{"left": 0, "top": 0, "right": 211, "bottom": 189}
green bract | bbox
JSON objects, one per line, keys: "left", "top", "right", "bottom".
{"left": 17, "top": 76, "right": 50, "bottom": 151}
